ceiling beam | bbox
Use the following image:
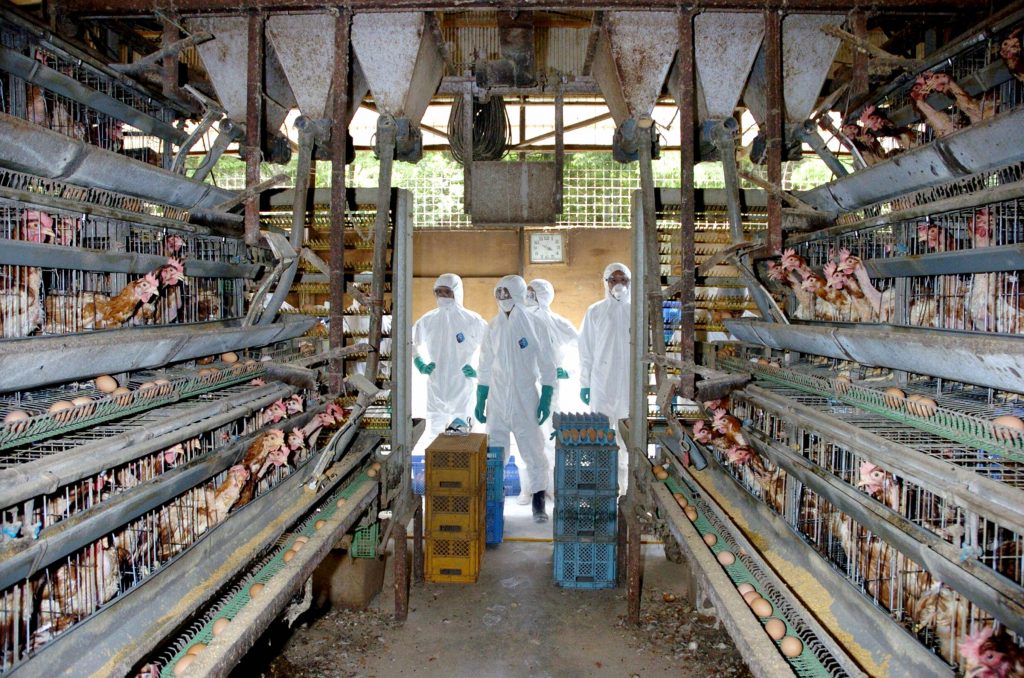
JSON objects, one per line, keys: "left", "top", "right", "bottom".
{"left": 64, "top": 0, "right": 987, "bottom": 16}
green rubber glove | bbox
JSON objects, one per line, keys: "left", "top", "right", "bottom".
{"left": 475, "top": 384, "right": 489, "bottom": 423}
{"left": 537, "top": 385, "right": 554, "bottom": 425}
{"left": 580, "top": 387, "right": 591, "bottom": 405}
{"left": 414, "top": 356, "right": 436, "bottom": 375}
{"left": 462, "top": 364, "right": 477, "bottom": 378}
{"left": 556, "top": 367, "right": 569, "bottom": 380}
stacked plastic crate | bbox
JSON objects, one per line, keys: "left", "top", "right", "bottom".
{"left": 552, "top": 413, "right": 619, "bottom": 589}
{"left": 424, "top": 433, "right": 487, "bottom": 583}
{"left": 485, "top": 447, "right": 504, "bottom": 545}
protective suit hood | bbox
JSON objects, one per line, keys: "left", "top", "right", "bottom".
{"left": 528, "top": 279, "right": 555, "bottom": 309}
{"left": 495, "top": 274, "right": 528, "bottom": 307}
{"left": 434, "top": 273, "right": 465, "bottom": 306}
{"left": 603, "top": 263, "right": 631, "bottom": 302}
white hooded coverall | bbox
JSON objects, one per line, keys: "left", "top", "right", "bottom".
{"left": 578, "top": 262, "right": 632, "bottom": 493}
{"left": 411, "top": 273, "right": 488, "bottom": 439}
{"left": 477, "top": 275, "right": 557, "bottom": 496}
{"left": 527, "top": 278, "right": 579, "bottom": 492}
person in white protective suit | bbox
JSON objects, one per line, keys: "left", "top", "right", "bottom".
{"left": 411, "top": 274, "right": 488, "bottom": 441}
{"left": 523, "top": 278, "right": 578, "bottom": 504}
{"left": 475, "top": 275, "right": 558, "bottom": 523}
{"left": 578, "top": 263, "right": 631, "bottom": 494}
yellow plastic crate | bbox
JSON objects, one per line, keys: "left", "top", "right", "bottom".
{"left": 425, "top": 532, "right": 483, "bottom": 584}
{"left": 425, "top": 433, "right": 487, "bottom": 495}
{"left": 427, "top": 492, "right": 486, "bottom": 537}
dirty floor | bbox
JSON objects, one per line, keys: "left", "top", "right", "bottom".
{"left": 244, "top": 501, "right": 753, "bottom": 678}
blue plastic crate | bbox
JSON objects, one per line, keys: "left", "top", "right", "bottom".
{"left": 554, "top": 493, "right": 618, "bottom": 541}
{"left": 412, "top": 455, "right": 425, "bottom": 495}
{"left": 503, "top": 455, "right": 521, "bottom": 497}
{"left": 485, "top": 499, "right": 504, "bottom": 545}
{"left": 554, "top": 541, "right": 616, "bottom": 589}
{"left": 555, "top": 446, "right": 618, "bottom": 494}
{"left": 486, "top": 447, "right": 504, "bottom": 502}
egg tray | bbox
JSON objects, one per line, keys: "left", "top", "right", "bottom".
{"left": 159, "top": 472, "right": 374, "bottom": 678}
{"left": 660, "top": 475, "right": 841, "bottom": 678}
{"left": 720, "top": 356, "right": 1024, "bottom": 464}
{"left": 0, "top": 362, "right": 265, "bottom": 451}
{"left": 551, "top": 412, "right": 616, "bottom": 447}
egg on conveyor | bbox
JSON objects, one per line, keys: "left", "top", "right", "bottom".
{"left": 138, "top": 382, "right": 158, "bottom": 398}
{"left": 295, "top": 536, "right": 309, "bottom": 544}
{"left": 314, "top": 520, "right": 327, "bottom": 530}
{"left": 94, "top": 375, "right": 118, "bottom": 393}
{"left": 780, "top": 635, "right": 803, "bottom": 657}
{"left": 291, "top": 540, "right": 305, "bottom": 552}
{"left": 221, "top": 352, "right": 239, "bottom": 364}
{"left": 751, "top": 598, "right": 773, "bottom": 618}
{"left": 716, "top": 551, "right": 735, "bottom": 566}
{"left": 336, "top": 498, "right": 347, "bottom": 508}
{"left": 653, "top": 466, "right": 668, "bottom": 480}
{"left": 703, "top": 533, "right": 717, "bottom": 547}
{"left": 914, "top": 397, "right": 937, "bottom": 417}
{"left": 72, "top": 396, "right": 95, "bottom": 418}
{"left": 736, "top": 583, "right": 755, "bottom": 596}
{"left": 743, "top": 591, "right": 762, "bottom": 605}
{"left": 173, "top": 655, "right": 195, "bottom": 676}
{"left": 684, "top": 507, "right": 698, "bottom": 521}
{"left": 186, "top": 643, "right": 207, "bottom": 656}
{"left": 112, "top": 387, "right": 132, "bottom": 405}
{"left": 3, "top": 409, "right": 31, "bottom": 433}
{"left": 48, "top": 400, "right": 75, "bottom": 423}
{"left": 883, "top": 387, "right": 905, "bottom": 409}
{"left": 249, "top": 583, "right": 265, "bottom": 599}
{"left": 283, "top": 550, "right": 296, "bottom": 563}
{"left": 765, "top": 618, "right": 786, "bottom": 641}
{"left": 673, "top": 493, "right": 688, "bottom": 509}
{"left": 211, "top": 617, "right": 230, "bottom": 637}
{"left": 993, "top": 415, "right": 1024, "bottom": 441}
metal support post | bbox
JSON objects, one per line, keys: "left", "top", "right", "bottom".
{"left": 678, "top": 10, "right": 696, "bottom": 397}
{"left": 764, "top": 9, "right": 784, "bottom": 255}
{"left": 329, "top": 11, "right": 351, "bottom": 393}
{"left": 393, "top": 521, "right": 409, "bottom": 622}
{"left": 244, "top": 11, "right": 265, "bottom": 246}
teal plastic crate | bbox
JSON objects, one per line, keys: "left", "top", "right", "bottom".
{"left": 351, "top": 523, "right": 379, "bottom": 559}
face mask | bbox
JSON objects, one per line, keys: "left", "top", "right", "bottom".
{"left": 436, "top": 297, "right": 454, "bottom": 308}
{"left": 611, "top": 284, "right": 628, "bottom": 302}
{"left": 498, "top": 299, "right": 515, "bottom": 313}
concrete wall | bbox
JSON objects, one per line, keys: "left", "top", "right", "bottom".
{"left": 412, "top": 228, "right": 632, "bottom": 328}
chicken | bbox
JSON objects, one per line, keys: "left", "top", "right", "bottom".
{"left": 26, "top": 50, "right": 86, "bottom": 140}
{"left": 257, "top": 400, "right": 288, "bottom": 427}
{"left": 285, "top": 394, "right": 305, "bottom": 415}
{"left": 1, "top": 211, "right": 54, "bottom": 338}
{"left": 39, "top": 539, "right": 120, "bottom": 628}
{"left": 960, "top": 627, "right": 1024, "bottom": 678}
{"left": 712, "top": 408, "right": 748, "bottom": 449}
{"left": 82, "top": 273, "right": 160, "bottom": 330}
{"left": 53, "top": 215, "right": 80, "bottom": 246}
{"left": 195, "top": 288, "right": 223, "bottom": 321}
{"left": 165, "top": 234, "right": 186, "bottom": 256}
{"left": 836, "top": 250, "right": 880, "bottom": 322}
{"left": 778, "top": 249, "right": 844, "bottom": 321}
{"left": 767, "top": 260, "right": 814, "bottom": 320}
{"left": 1001, "top": 27, "right": 1023, "bottom": 83}
{"left": 926, "top": 72, "right": 995, "bottom": 125}
{"left": 200, "top": 465, "right": 250, "bottom": 528}
{"left": 917, "top": 222, "right": 958, "bottom": 253}
{"left": 911, "top": 73, "right": 960, "bottom": 137}
{"left": 858, "top": 461, "right": 901, "bottom": 511}
{"left": 841, "top": 121, "right": 888, "bottom": 166}
{"left": 234, "top": 429, "right": 287, "bottom": 508}
{"left": 858, "top": 105, "right": 916, "bottom": 151}
{"left": 967, "top": 209, "right": 1000, "bottom": 332}
{"left": 133, "top": 258, "right": 185, "bottom": 325}
{"left": 915, "top": 584, "right": 976, "bottom": 666}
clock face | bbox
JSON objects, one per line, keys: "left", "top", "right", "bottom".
{"left": 530, "top": 232, "right": 565, "bottom": 264}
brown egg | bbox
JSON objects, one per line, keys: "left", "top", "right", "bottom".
{"left": 295, "top": 536, "right": 309, "bottom": 544}
{"left": 291, "top": 540, "right": 304, "bottom": 552}
{"left": 883, "top": 387, "right": 905, "bottom": 409}
{"left": 914, "top": 397, "right": 938, "bottom": 417}
{"left": 993, "top": 415, "right": 1024, "bottom": 441}
{"left": 743, "top": 591, "right": 762, "bottom": 605}
{"left": 716, "top": 551, "right": 736, "bottom": 566}
{"left": 335, "top": 498, "right": 347, "bottom": 508}
{"left": 154, "top": 378, "right": 172, "bottom": 395}
{"left": 765, "top": 618, "right": 786, "bottom": 641}
{"left": 211, "top": 617, "right": 230, "bottom": 637}
{"left": 315, "top": 519, "right": 327, "bottom": 530}
{"left": 834, "top": 375, "right": 851, "bottom": 395}
{"left": 366, "top": 468, "right": 378, "bottom": 478}
{"left": 138, "top": 382, "right": 158, "bottom": 398}
{"left": 186, "top": 642, "right": 207, "bottom": 656}
{"left": 780, "top": 635, "right": 803, "bottom": 657}
{"left": 684, "top": 507, "right": 698, "bottom": 521}
{"left": 662, "top": 592, "right": 677, "bottom": 603}
{"left": 48, "top": 400, "right": 75, "bottom": 423}
{"left": 283, "top": 550, "right": 296, "bottom": 563}
{"left": 653, "top": 466, "right": 669, "bottom": 480}
{"left": 221, "top": 352, "right": 239, "bottom": 364}
{"left": 173, "top": 654, "right": 195, "bottom": 676}
{"left": 736, "top": 583, "right": 755, "bottom": 596}
{"left": 751, "top": 598, "right": 773, "bottom": 618}
{"left": 703, "top": 533, "right": 718, "bottom": 547}
{"left": 756, "top": 358, "right": 770, "bottom": 366}
{"left": 197, "top": 356, "right": 215, "bottom": 365}
{"left": 4, "top": 410, "right": 31, "bottom": 433}
{"left": 371, "top": 461, "right": 382, "bottom": 471}
{"left": 72, "top": 396, "right": 95, "bottom": 418}
{"left": 672, "top": 493, "right": 688, "bottom": 509}
{"left": 94, "top": 375, "right": 118, "bottom": 393}
{"left": 112, "top": 387, "right": 132, "bottom": 406}
{"left": 249, "top": 583, "right": 265, "bottom": 599}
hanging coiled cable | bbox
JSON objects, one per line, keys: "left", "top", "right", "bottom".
{"left": 448, "top": 94, "right": 512, "bottom": 164}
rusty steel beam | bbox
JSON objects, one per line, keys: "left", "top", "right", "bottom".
{"left": 626, "top": 511, "right": 642, "bottom": 624}
{"left": 413, "top": 503, "right": 424, "bottom": 583}
{"left": 161, "top": 17, "right": 178, "bottom": 101}
{"left": 763, "top": 9, "right": 783, "bottom": 256}
{"left": 850, "top": 9, "right": 869, "bottom": 100}
{"left": 65, "top": 0, "right": 987, "bottom": 13}
{"left": 329, "top": 11, "right": 351, "bottom": 393}
{"left": 678, "top": 10, "right": 696, "bottom": 399}
{"left": 244, "top": 11, "right": 264, "bottom": 246}
{"left": 616, "top": 503, "right": 627, "bottom": 587}
{"left": 394, "top": 520, "right": 409, "bottom": 621}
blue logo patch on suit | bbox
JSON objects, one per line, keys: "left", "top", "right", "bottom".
{"left": 518, "top": 337, "right": 528, "bottom": 349}
{"left": 456, "top": 332, "right": 465, "bottom": 343}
